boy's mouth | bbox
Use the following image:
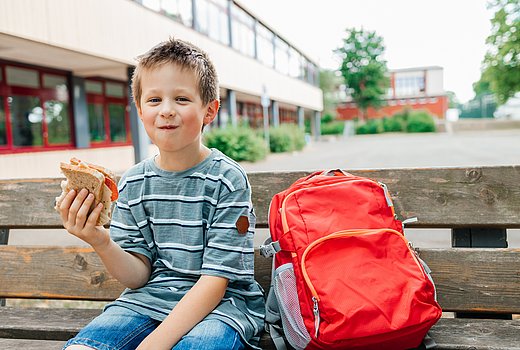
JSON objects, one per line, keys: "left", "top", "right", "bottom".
{"left": 158, "top": 125, "right": 179, "bottom": 130}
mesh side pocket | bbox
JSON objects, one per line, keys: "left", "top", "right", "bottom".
{"left": 273, "top": 263, "right": 311, "bottom": 350}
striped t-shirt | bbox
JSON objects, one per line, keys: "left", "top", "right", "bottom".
{"left": 105, "top": 149, "right": 265, "bottom": 348}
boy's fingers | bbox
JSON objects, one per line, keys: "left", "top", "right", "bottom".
{"left": 58, "top": 190, "right": 76, "bottom": 223}
{"left": 86, "top": 202, "right": 104, "bottom": 227}
{"left": 68, "top": 189, "right": 89, "bottom": 224}
{"left": 75, "top": 193, "right": 95, "bottom": 226}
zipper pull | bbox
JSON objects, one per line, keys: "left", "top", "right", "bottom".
{"left": 312, "top": 296, "right": 320, "bottom": 338}
{"left": 402, "top": 217, "right": 418, "bottom": 231}
{"left": 378, "top": 182, "right": 394, "bottom": 207}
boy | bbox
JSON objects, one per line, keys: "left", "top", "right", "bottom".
{"left": 57, "top": 38, "right": 265, "bottom": 350}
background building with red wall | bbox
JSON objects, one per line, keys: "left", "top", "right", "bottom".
{"left": 337, "top": 66, "right": 448, "bottom": 120}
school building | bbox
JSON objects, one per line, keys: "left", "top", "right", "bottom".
{"left": 0, "top": 0, "right": 323, "bottom": 177}
{"left": 336, "top": 66, "right": 448, "bottom": 120}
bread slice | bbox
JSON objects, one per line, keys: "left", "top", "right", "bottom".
{"left": 59, "top": 163, "right": 105, "bottom": 202}
{"left": 56, "top": 162, "right": 109, "bottom": 225}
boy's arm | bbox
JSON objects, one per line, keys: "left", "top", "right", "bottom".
{"left": 58, "top": 189, "right": 151, "bottom": 289}
{"left": 136, "top": 275, "right": 229, "bottom": 350}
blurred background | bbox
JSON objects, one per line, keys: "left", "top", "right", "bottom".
{"left": 1, "top": 0, "right": 519, "bottom": 249}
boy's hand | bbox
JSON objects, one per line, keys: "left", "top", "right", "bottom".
{"left": 137, "top": 334, "right": 175, "bottom": 350}
{"left": 58, "top": 188, "right": 110, "bottom": 250}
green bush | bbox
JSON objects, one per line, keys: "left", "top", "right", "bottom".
{"left": 269, "top": 124, "right": 306, "bottom": 153}
{"left": 382, "top": 116, "right": 405, "bottom": 132}
{"left": 321, "top": 121, "right": 345, "bottom": 135}
{"left": 406, "top": 111, "right": 436, "bottom": 133}
{"left": 355, "top": 119, "right": 384, "bottom": 134}
{"left": 321, "top": 113, "right": 334, "bottom": 124}
{"left": 203, "top": 127, "right": 268, "bottom": 162}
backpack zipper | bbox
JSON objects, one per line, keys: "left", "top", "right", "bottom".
{"left": 280, "top": 178, "right": 387, "bottom": 233}
{"left": 300, "top": 228, "right": 425, "bottom": 339}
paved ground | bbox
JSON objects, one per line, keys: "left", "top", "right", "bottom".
{"left": 8, "top": 129, "right": 520, "bottom": 248}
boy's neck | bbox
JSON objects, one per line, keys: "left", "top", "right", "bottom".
{"left": 155, "top": 144, "right": 211, "bottom": 172}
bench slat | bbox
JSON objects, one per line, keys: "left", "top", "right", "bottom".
{"left": 1, "top": 247, "right": 519, "bottom": 314}
{"left": 1, "top": 308, "right": 519, "bottom": 350}
{"left": 0, "top": 339, "right": 65, "bottom": 350}
{"left": 2, "top": 166, "right": 520, "bottom": 229}
{"left": 430, "top": 318, "right": 520, "bottom": 350}
{"left": 0, "top": 307, "right": 100, "bottom": 340}
{"left": 419, "top": 248, "right": 520, "bottom": 314}
{"left": 0, "top": 246, "right": 124, "bottom": 300}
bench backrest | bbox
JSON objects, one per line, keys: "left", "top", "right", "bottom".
{"left": 1, "top": 166, "right": 519, "bottom": 314}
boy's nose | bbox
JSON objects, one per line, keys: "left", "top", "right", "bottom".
{"left": 160, "top": 101, "right": 175, "bottom": 118}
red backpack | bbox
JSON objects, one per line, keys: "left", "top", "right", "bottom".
{"left": 261, "top": 170, "right": 442, "bottom": 350}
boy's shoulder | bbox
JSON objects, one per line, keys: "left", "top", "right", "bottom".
{"left": 118, "top": 157, "right": 156, "bottom": 185}
{"left": 207, "top": 149, "right": 249, "bottom": 190}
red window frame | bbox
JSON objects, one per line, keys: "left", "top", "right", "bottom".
{"left": 0, "top": 60, "right": 75, "bottom": 154}
{"left": 86, "top": 77, "right": 131, "bottom": 148}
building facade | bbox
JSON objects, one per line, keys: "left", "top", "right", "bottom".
{"left": 336, "top": 66, "right": 448, "bottom": 120}
{"left": 0, "top": 0, "right": 323, "bottom": 164}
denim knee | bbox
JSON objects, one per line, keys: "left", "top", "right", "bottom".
{"left": 63, "top": 306, "right": 158, "bottom": 350}
{"left": 173, "top": 319, "right": 244, "bottom": 350}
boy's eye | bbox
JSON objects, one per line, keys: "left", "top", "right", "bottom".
{"left": 148, "top": 98, "right": 161, "bottom": 103}
{"left": 176, "top": 97, "right": 190, "bottom": 102}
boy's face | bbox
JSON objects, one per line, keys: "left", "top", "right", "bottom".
{"left": 137, "top": 62, "right": 217, "bottom": 154}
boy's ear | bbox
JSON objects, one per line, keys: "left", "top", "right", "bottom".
{"left": 203, "top": 99, "right": 219, "bottom": 125}
{"left": 136, "top": 104, "right": 143, "bottom": 120}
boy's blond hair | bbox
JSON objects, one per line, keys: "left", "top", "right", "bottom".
{"left": 131, "top": 38, "right": 219, "bottom": 109}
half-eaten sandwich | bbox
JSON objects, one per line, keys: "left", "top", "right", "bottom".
{"left": 55, "top": 157, "right": 119, "bottom": 226}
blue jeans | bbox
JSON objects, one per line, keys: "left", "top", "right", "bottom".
{"left": 64, "top": 305, "right": 245, "bottom": 350}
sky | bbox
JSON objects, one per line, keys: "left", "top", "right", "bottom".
{"left": 239, "top": 0, "right": 494, "bottom": 103}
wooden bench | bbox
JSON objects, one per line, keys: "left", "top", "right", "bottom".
{"left": 1, "top": 166, "right": 520, "bottom": 349}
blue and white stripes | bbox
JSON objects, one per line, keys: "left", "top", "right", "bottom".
{"left": 106, "top": 149, "right": 265, "bottom": 349}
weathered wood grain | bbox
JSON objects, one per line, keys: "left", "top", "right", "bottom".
{"left": 1, "top": 247, "right": 519, "bottom": 314}
{"left": 431, "top": 318, "right": 520, "bottom": 350}
{"left": 1, "top": 166, "right": 520, "bottom": 229}
{"left": 0, "top": 338, "right": 65, "bottom": 350}
{"left": 0, "top": 246, "right": 124, "bottom": 300}
{"left": 1, "top": 311, "right": 519, "bottom": 350}
{"left": 418, "top": 248, "right": 520, "bottom": 313}
{"left": 0, "top": 307, "right": 100, "bottom": 340}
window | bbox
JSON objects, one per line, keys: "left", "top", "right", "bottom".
{"left": 275, "top": 37, "right": 289, "bottom": 75}
{"left": 9, "top": 95, "right": 43, "bottom": 147}
{"left": 197, "top": 0, "right": 229, "bottom": 45}
{"left": 86, "top": 79, "right": 130, "bottom": 145}
{"left": 43, "top": 73, "right": 71, "bottom": 145}
{"left": 108, "top": 104, "right": 127, "bottom": 142}
{"left": 289, "top": 47, "right": 302, "bottom": 79}
{"left": 0, "top": 62, "right": 73, "bottom": 152}
{"left": 257, "top": 24, "right": 274, "bottom": 67}
{"left": 0, "top": 97, "right": 6, "bottom": 146}
{"left": 394, "top": 74, "right": 426, "bottom": 97}
{"left": 88, "top": 104, "right": 105, "bottom": 142}
{"left": 6, "top": 66, "right": 39, "bottom": 88}
{"left": 230, "top": 4, "right": 255, "bottom": 57}
{"left": 86, "top": 80, "right": 103, "bottom": 94}
{"left": 142, "top": 0, "right": 192, "bottom": 26}
{"left": 45, "top": 100, "right": 71, "bottom": 145}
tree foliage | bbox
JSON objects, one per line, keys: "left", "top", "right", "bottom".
{"left": 482, "top": 0, "right": 520, "bottom": 104}
{"left": 335, "top": 28, "right": 389, "bottom": 121}
{"left": 319, "top": 69, "right": 342, "bottom": 117}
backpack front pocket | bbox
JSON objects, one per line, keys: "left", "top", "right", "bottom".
{"left": 300, "top": 229, "right": 440, "bottom": 344}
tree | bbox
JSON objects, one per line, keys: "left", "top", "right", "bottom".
{"left": 446, "top": 91, "right": 461, "bottom": 108}
{"left": 335, "top": 28, "right": 389, "bottom": 121}
{"left": 319, "top": 69, "right": 342, "bottom": 118}
{"left": 482, "top": 0, "right": 520, "bottom": 104}
{"left": 472, "top": 74, "right": 493, "bottom": 97}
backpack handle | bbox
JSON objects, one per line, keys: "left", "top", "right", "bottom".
{"left": 321, "top": 169, "right": 351, "bottom": 177}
